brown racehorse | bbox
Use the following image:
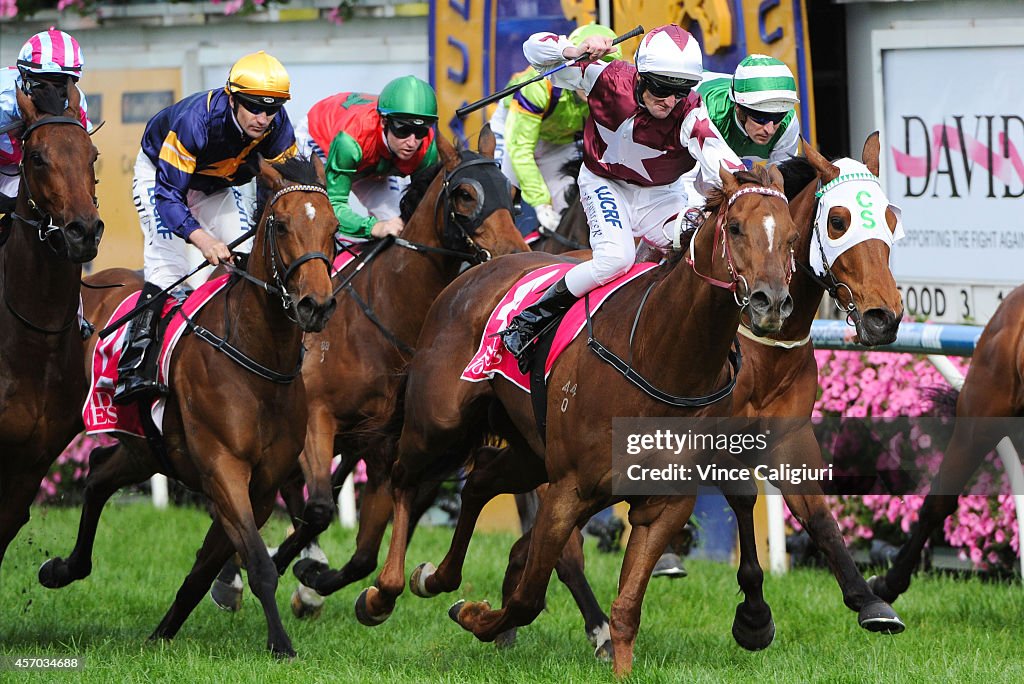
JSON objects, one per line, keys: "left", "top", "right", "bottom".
{"left": 867, "top": 282, "right": 1024, "bottom": 605}
{"left": 215, "top": 133, "right": 529, "bottom": 613}
{"left": 0, "top": 84, "right": 103, "bottom": 580}
{"left": 38, "top": 156, "right": 337, "bottom": 657}
{"left": 356, "top": 166, "right": 799, "bottom": 676}
{"left": 401, "top": 133, "right": 908, "bottom": 655}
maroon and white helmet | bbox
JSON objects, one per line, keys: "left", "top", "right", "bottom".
{"left": 633, "top": 24, "right": 703, "bottom": 87}
{"left": 17, "top": 28, "right": 84, "bottom": 82}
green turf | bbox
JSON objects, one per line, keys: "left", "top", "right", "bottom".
{"left": 1, "top": 502, "right": 1023, "bottom": 682}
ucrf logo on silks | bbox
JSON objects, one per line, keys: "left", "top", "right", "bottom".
{"left": 810, "top": 159, "right": 906, "bottom": 277}
{"left": 591, "top": 185, "right": 623, "bottom": 230}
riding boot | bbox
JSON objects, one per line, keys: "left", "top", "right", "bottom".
{"left": 498, "top": 276, "right": 578, "bottom": 373}
{"left": 113, "top": 282, "right": 169, "bottom": 405}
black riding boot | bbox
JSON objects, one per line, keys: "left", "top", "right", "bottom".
{"left": 498, "top": 276, "right": 578, "bottom": 373}
{"left": 113, "top": 282, "right": 169, "bottom": 405}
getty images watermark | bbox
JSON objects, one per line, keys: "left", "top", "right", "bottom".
{"left": 611, "top": 417, "right": 1024, "bottom": 496}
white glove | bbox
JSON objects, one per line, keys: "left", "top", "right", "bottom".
{"left": 534, "top": 203, "right": 561, "bottom": 233}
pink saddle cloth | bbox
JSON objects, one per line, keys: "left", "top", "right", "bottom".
{"left": 461, "top": 262, "right": 656, "bottom": 392}
{"left": 82, "top": 275, "right": 230, "bottom": 437}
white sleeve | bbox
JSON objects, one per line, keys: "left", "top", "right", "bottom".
{"left": 522, "top": 32, "right": 609, "bottom": 95}
{"left": 768, "top": 116, "right": 801, "bottom": 165}
{"left": 680, "top": 107, "right": 744, "bottom": 198}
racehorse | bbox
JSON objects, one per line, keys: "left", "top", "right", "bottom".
{"left": 221, "top": 132, "right": 530, "bottom": 614}
{"left": 356, "top": 165, "right": 799, "bottom": 676}
{"left": 0, "top": 84, "right": 103, "bottom": 580}
{"left": 399, "top": 133, "right": 907, "bottom": 655}
{"left": 38, "top": 156, "right": 337, "bottom": 657}
{"left": 867, "top": 282, "right": 1024, "bottom": 605}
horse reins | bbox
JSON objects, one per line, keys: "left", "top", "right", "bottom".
{"left": 182, "top": 182, "right": 333, "bottom": 382}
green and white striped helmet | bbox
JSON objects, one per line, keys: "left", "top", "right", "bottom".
{"left": 730, "top": 54, "right": 799, "bottom": 113}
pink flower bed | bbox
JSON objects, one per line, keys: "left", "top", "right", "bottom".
{"left": 784, "top": 349, "right": 1020, "bottom": 573}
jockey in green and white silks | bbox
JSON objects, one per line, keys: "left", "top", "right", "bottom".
{"left": 682, "top": 54, "right": 799, "bottom": 202}
{"left": 500, "top": 23, "right": 622, "bottom": 233}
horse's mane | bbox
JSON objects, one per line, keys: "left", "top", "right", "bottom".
{"left": 777, "top": 155, "right": 818, "bottom": 201}
{"left": 254, "top": 155, "right": 325, "bottom": 219}
{"left": 28, "top": 81, "right": 69, "bottom": 117}
{"left": 399, "top": 162, "right": 442, "bottom": 222}
{"left": 704, "top": 166, "right": 774, "bottom": 213}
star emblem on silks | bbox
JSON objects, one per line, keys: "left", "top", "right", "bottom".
{"left": 689, "top": 116, "right": 719, "bottom": 150}
{"left": 595, "top": 116, "right": 665, "bottom": 182}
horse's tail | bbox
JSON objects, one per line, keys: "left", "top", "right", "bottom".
{"left": 923, "top": 385, "right": 960, "bottom": 417}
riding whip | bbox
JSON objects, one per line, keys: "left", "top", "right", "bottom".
{"left": 455, "top": 24, "right": 644, "bottom": 119}
{"left": 98, "top": 228, "right": 255, "bottom": 339}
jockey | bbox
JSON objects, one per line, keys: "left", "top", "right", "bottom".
{"left": 114, "top": 50, "right": 297, "bottom": 405}
{"left": 294, "top": 75, "right": 438, "bottom": 241}
{"left": 0, "top": 28, "right": 91, "bottom": 200}
{"left": 499, "top": 24, "right": 743, "bottom": 367}
{"left": 500, "top": 23, "right": 622, "bottom": 233}
{"left": 697, "top": 54, "right": 801, "bottom": 167}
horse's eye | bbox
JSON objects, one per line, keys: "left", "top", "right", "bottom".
{"left": 829, "top": 216, "right": 847, "bottom": 233}
{"left": 29, "top": 150, "right": 45, "bottom": 167}
{"left": 728, "top": 220, "right": 742, "bottom": 236}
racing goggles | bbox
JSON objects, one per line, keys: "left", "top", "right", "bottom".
{"left": 387, "top": 118, "right": 432, "bottom": 141}
{"left": 640, "top": 75, "right": 697, "bottom": 100}
{"left": 236, "top": 94, "right": 285, "bottom": 117}
{"left": 740, "top": 105, "right": 788, "bottom": 126}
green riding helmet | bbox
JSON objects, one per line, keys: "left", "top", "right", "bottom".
{"left": 568, "top": 23, "right": 622, "bottom": 63}
{"left": 377, "top": 75, "right": 438, "bottom": 125}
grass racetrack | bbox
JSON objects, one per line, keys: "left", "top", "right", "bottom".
{"left": 2, "top": 501, "right": 1024, "bottom": 682}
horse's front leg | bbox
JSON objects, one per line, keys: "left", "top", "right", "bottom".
{"left": 40, "top": 441, "right": 156, "bottom": 589}
{"left": 0, "top": 458, "right": 50, "bottom": 572}
{"left": 722, "top": 485, "right": 775, "bottom": 651}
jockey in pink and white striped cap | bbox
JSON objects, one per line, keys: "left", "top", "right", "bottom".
{"left": 16, "top": 27, "right": 84, "bottom": 82}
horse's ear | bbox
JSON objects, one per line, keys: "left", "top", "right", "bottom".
{"left": 719, "top": 165, "right": 739, "bottom": 196}
{"left": 65, "top": 76, "right": 81, "bottom": 117}
{"left": 478, "top": 123, "right": 496, "bottom": 159}
{"left": 16, "top": 85, "right": 38, "bottom": 124}
{"left": 862, "top": 131, "right": 881, "bottom": 176}
{"left": 801, "top": 136, "right": 839, "bottom": 184}
{"left": 767, "top": 164, "right": 785, "bottom": 192}
{"left": 437, "top": 134, "right": 460, "bottom": 171}
{"left": 258, "top": 155, "right": 285, "bottom": 191}
{"left": 311, "top": 152, "right": 327, "bottom": 185}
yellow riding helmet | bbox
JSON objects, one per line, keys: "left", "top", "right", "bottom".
{"left": 226, "top": 51, "right": 291, "bottom": 105}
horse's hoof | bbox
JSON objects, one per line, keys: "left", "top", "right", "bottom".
{"left": 494, "top": 628, "right": 517, "bottom": 649}
{"left": 354, "top": 587, "right": 391, "bottom": 626}
{"left": 210, "top": 573, "right": 244, "bottom": 612}
{"left": 858, "top": 600, "right": 905, "bottom": 634}
{"left": 271, "top": 645, "right": 297, "bottom": 660}
{"left": 409, "top": 562, "right": 438, "bottom": 598}
{"left": 293, "top": 558, "right": 329, "bottom": 589}
{"left": 38, "top": 558, "right": 77, "bottom": 589}
{"left": 732, "top": 604, "right": 775, "bottom": 651}
{"left": 448, "top": 599, "right": 467, "bottom": 624}
{"left": 589, "top": 621, "right": 613, "bottom": 661}
{"left": 290, "top": 584, "right": 325, "bottom": 620}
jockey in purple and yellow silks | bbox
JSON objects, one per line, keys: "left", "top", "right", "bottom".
{"left": 114, "top": 50, "right": 297, "bottom": 405}
{"left": 295, "top": 76, "right": 438, "bottom": 241}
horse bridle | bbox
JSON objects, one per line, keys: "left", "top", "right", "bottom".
{"left": 224, "top": 183, "right": 334, "bottom": 323}
{"left": 12, "top": 116, "right": 94, "bottom": 261}
{"left": 685, "top": 185, "right": 795, "bottom": 309}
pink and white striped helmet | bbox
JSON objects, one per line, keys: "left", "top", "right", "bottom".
{"left": 17, "top": 28, "right": 84, "bottom": 81}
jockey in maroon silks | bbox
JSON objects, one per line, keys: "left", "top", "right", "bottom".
{"left": 499, "top": 24, "right": 743, "bottom": 366}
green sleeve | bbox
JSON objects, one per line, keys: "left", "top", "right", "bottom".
{"left": 326, "top": 131, "right": 376, "bottom": 239}
{"left": 505, "top": 85, "right": 550, "bottom": 207}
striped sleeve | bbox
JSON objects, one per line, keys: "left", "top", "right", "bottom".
{"left": 153, "top": 109, "right": 207, "bottom": 239}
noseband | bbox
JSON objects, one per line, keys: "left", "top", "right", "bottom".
{"left": 685, "top": 185, "right": 794, "bottom": 308}
{"left": 13, "top": 116, "right": 93, "bottom": 260}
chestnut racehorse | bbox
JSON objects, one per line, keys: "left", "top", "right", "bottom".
{"left": 0, "top": 84, "right": 103, "bottom": 580}
{"left": 38, "top": 156, "right": 337, "bottom": 657}
{"left": 400, "top": 133, "right": 908, "bottom": 655}
{"left": 357, "top": 166, "right": 799, "bottom": 676}
{"left": 868, "top": 282, "right": 1024, "bottom": 605}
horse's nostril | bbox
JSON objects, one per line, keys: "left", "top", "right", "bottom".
{"left": 749, "top": 290, "right": 771, "bottom": 313}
